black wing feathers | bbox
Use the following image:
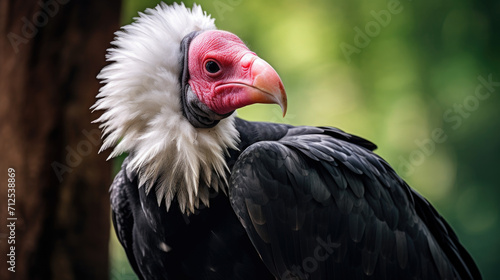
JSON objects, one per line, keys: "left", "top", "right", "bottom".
{"left": 412, "top": 190, "right": 482, "bottom": 279}
{"left": 230, "top": 125, "right": 480, "bottom": 279}
{"left": 111, "top": 157, "right": 276, "bottom": 280}
{"left": 110, "top": 167, "right": 145, "bottom": 280}
{"left": 110, "top": 120, "right": 479, "bottom": 280}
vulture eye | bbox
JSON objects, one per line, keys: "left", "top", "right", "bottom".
{"left": 205, "top": 60, "right": 221, "bottom": 74}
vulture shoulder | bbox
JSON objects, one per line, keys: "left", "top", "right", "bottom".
{"left": 229, "top": 125, "right": 481, "bottom": 280}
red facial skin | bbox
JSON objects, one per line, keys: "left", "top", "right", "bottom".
{"left": 188, "top": 30, "right": 287, "bottom": 116}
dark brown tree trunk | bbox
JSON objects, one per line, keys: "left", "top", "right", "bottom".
{"left": 0, "top": 0, "right": 120, "bottom": 279}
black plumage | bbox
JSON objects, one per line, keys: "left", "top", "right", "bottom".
{"left": 111, "top": 118, "right": 481, "bottom": 279}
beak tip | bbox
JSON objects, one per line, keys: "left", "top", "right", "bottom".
{"left": 281, "top": 100, "right": 287, "bottom": 117}
{"left": 245, "top": 56, "right": 289, "bottom": 117}
{"left": 280, "top": 88, "right": 287, "bottom": 117}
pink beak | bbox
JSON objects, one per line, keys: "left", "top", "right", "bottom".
{"left": 213, "top": 53, "right": 287, "bottom": 116}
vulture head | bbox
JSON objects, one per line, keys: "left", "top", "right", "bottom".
{"left": 92, "top": 3, "right": 286, "bottom": 214}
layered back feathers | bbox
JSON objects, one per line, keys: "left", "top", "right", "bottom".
{"left": 92, "top": 3, "right": 239, "bottom": 214}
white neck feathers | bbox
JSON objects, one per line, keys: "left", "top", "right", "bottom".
{"left": 92, "top": 3, "right": 239, "bottom": 214}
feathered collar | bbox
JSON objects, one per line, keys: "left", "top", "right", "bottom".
{"left": 92, "top": 3, "right": 239, "bottom": 214}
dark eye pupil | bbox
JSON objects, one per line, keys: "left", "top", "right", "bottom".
{"left": 205, "top": 61, "right": 220, "bottom": 73}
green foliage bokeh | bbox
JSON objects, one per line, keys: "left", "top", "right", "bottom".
{"left": 110, "top": 0, "right": 500, "bottom": 279}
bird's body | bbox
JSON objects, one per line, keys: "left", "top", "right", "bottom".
{"left": 111, "top": 118, "right": 479, "bottom": 279}
{"left": 110, "top": 119, "right": 285, "bottom": 280}
{"left": 94, "top": 3, "right": 481, "bottom": 279}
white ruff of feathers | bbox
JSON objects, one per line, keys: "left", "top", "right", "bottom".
{"left": 92, "top": 3, "right": 239, "bottom": 214}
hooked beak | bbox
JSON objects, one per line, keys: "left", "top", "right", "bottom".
{"left": 213, "top": 54, "right": 287, "bottom": 116}
{"left": 245, "top": 57, "right": 287, "bottom": 117}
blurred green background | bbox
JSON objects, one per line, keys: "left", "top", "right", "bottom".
{"left": 110, "top": 0, "right": 499, "bottom": 279}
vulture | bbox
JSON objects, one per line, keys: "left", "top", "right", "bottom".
{"left": 92, "top": 3, "right": 481, "bottom": 280}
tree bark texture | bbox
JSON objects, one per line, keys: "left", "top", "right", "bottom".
{"left": 0, "top": 0, "right": 121, "bottom": 279}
